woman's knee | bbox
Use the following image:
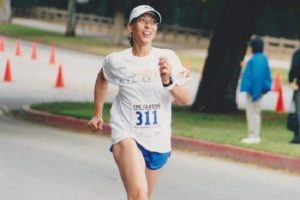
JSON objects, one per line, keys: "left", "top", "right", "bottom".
{"left": 128, "top": 186, "right": 148, "bottom": 200}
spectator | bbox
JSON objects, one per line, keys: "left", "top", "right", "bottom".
{"left": 288, "top": 48, "right": 300, "bottom": 144}
{"left": 240, "top": 37, "right": 272, "bottom": 144}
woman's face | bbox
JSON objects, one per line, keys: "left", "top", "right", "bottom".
{"left": 128, "top": 13, "right": 158, "bottom": 46}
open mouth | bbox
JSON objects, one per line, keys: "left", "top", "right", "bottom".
{"left": 143, "top": 31, "right": 151, "bottom": 37}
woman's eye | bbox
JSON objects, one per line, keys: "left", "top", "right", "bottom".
{"left": 138, "top": 17, "right": 157, "bottom": 25}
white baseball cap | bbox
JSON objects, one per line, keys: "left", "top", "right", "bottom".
{"left": 129, "top": 5, "right": 162, "bottom": 24}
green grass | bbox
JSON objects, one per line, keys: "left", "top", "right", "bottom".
{"left": 0, "top": 24, "right": 123, "bottom": 56}
{"left": 31, "top": 102, "right": 300, "bottom": 158}
{"left": 31, "top": 102, "right": 110, "bottom": 122}
{"left": 176, "top": 51, "right": 205, "bottom": 72}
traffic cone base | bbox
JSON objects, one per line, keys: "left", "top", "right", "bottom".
{"left": 275, "top": 89, "right": 284, "bottom": 113}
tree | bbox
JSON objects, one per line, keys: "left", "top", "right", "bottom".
{"left": 65, "top": 0, "right": 77, "bottom": 36}
{"left": 111, "top": 1, "right": 125, "bottom": 45}
{"left": 191, "top": 0, "right": 267, "bottom": 113}
{"left": 0, "top": 0, "right": 11, "bottom": 23}
{"left": 109, "top": 0, "right": 137, "bottom": 45}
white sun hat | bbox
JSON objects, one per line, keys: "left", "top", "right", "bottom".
{"left": 129, "top": 5, "right": 162, "bottom": 24}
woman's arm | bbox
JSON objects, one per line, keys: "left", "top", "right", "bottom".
{"left": 87, "top": 68, "right": 108, "bottom": 131}
{"left": 169, "top": 84, "right": 190, "bottom": 105}
{"left": 159, "top": 57, "right": 190, "bottom": 105}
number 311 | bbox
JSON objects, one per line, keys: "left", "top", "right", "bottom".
{"left": 135, "top": 110, "right": 158, "bottom": 126}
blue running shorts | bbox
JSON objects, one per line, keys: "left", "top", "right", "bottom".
{"left": 110, "top": 142, "right": 171, "bottom": 170}
{"left": 136, "top": 143, "right": 171, "bottom": 170}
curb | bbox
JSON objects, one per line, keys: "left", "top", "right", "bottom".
{"left": 172, "top": 136, "right": 300, "bottom": 173}
{"left": 20, "top": 105, "right": 111, "bottom": 136}
{"left": 20, "top": 106, "right": 300, "bottom": 174}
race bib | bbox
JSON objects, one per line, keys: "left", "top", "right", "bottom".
{"left": 131, "top": 103, "right": 162, "bottom": 129}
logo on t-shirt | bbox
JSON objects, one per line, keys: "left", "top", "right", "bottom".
{"left": 119, "top": 69, "right": 160, "bottom": 85}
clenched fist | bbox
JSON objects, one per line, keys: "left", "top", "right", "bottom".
{"left": 159, "top": 57, "right": 172, "bottom": 84}
{"left": 87, "top": 115, "right": 103, "bottom": 131}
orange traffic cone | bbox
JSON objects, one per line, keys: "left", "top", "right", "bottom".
{"left": 3, "top": 59, "right": 12, "bottom": 82}
{"left": 0, "top": 36, "right": 5, "bottom": 52}
{"left": 49, "top": 46, "right": 56, "bottom": 65}
{"left": 272, "top": 71, "right": 281, "bottom": 92}
{"left": 55, "top": 64, "right": 64, "bottom": 88}
{"left": 15, "top": 40, "right": 22, "bottom": 56}
{"left": 273, "top": 71, "right": 284, "bottom": 112}
{"left": 275, "top": 89, "right": 284, "bottom": 113}
{"left": 31, "top": 42, "right": 38, "bottom": 60}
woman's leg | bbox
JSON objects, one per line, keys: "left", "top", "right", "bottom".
{"left": 246, "top": 94, "right": 261, "bottom": 138}
{"left": 112, "top": 138, "right": 148, "bottom": 200}
{"left": 145, "top": 169, "right": 162, "bottom": 200}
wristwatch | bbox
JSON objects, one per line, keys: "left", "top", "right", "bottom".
{"left": 162, "top": 77, "right": 175, "bottom": 91}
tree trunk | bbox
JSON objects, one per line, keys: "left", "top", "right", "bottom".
{"left": 0, "top": 0, "right": 11, "bottom": 23}
{"left": 65, "top": 0, "right": 77, "bottom": 37}
{"left": 191, "top": 0, "right": 267, "bottom": 113}
{"left": 111, "top": 8, "right": 125, "bottom": 46}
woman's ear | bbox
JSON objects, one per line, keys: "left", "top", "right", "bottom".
{"left": 127, "top": 23, "right": 132, "bottom": 33}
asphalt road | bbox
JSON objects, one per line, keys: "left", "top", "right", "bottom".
{"left": 1, "top": 114, "right": 300, "bottom": 200}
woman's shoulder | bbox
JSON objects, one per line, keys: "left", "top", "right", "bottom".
{"left": 104, "top": 48, "right": 131, "bottom": 64}
{"left": 152, "top": 47, "right": 174, "bottom": 54}
{"left": 105, "top": 48, "right": 131, "bottom": 59}
{"left": 152, "top": 47, "right": 177, "bottom": 58}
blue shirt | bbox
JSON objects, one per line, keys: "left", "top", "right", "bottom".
{"left": 240, "top": 53, "right": 272, "bottom": 101}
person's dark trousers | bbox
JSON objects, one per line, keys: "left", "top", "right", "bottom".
{"left": 292, "top": 90, "right": 300, "bottom": 143}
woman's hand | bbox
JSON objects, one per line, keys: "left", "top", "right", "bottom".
{"left": 159, "top": 57, "right": 171, "bottom": 84}
{"left": 87, "top": 115, "right": 103, "bottom": 131}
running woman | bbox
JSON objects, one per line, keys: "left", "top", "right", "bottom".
{"left": 88, "top": 5, "right": 191, "bottom": 200}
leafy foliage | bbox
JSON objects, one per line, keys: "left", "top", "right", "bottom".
{"left": 12, "top": 0, "right": 300, "bottom": 38}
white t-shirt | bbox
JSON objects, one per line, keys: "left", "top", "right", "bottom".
{"left": 102, "top": 47, "right": 189, "bottom": 153}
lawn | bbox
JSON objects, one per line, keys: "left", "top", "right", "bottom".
{"left": 0, "top": 24, "right": 123, "bottom": 56}
{"left": 31, "top": 102, "right": 300, "bottom": 158}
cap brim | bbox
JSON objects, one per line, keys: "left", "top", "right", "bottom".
{"left": 144, "top": 11, "right": 161, "bottom": 24}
